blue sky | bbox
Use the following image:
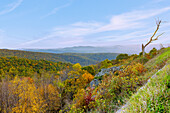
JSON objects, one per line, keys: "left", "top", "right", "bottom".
{"left": 0, "top": 0, "right": 170, "bottom": 49}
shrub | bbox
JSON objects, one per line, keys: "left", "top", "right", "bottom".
{"left": 82, "top": 66, "right": 95, "bottom": 75}
{"left": 149, "top": 47, "right": 157, "bottom": 58}
{"left": 116, "top": 54, "right": 129, "bottom": 61}
{"left": 139, "top": 57, "right": 149, "bottom": 64}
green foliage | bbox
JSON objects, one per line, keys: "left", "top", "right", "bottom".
{"left": 139, "top": 52, "right": 143, "bottom": 56}
{"left": 98, "top": 59, "right": 113, "bottom": 72}
{"left": 149, "top": 47, "right": 157, "bottom": 58}
{"left": 129, "top": 54, "right": 138, "bottom": 60}
{"left": 66, "top": 53, "right": 119, "bottom": 61}
{"left": 139, "top": 57, "right": 149, "bottom": 64}
{"left": 0, "top": 56, "right": 70, "bottom": 77}
{"left": 82, "top": 66, "right": 95, "bottom": 75}
{"left": 116, "top": 54, "right": 129, "bottom": 61}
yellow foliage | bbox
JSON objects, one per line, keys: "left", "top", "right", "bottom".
{"left": 11, "top": 76, "right": 46, "bottom": 113}
{"left": 46, "top": 84, "right": 60, "bottom": 111}
{"left": 72, "top": 89, "right": 85, "bottom": 109}
{"left": 73, "top": 63, "right": 82, "bottom": 71}
{"left": 82, "top": 73, "right": 94, "bottom": 83}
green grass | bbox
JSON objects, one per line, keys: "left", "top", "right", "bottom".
{"left": 145, "top": 47, "right": 170, "bottom": 69}
{"left": 139, "top": 47, "right": 170, "bottom": 85}
{"left": 122, "top": 63, "right": 170, "bottom": 113}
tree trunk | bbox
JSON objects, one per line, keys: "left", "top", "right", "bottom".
{"left": 142, "top": 44, "right": 145, "bottom": 57}
{"left": 141, "top": 20, "right": 163, "bottom": 57}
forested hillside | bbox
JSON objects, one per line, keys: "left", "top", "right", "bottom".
{"left": 0, "top": 56, "right": 71, "bottom": 77}
{"left": 0, "top": 47, "right": 169, "bottom": 112}
{"left": 0, "top": 49, "right": 119, "bottom": 66}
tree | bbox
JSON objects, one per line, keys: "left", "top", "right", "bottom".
{"left": 116, "top": 54, "right": 129, "bottom": 61}
{"left": 82, "top": 72, "right": 94, "bottom": 84}
{"left": 82, "top": 66, "right": 95, "bottom": 75}
{"left": 142, "top": 19, "right": 164, "bottom": 56}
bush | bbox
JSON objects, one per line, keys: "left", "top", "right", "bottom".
{"left": 139, "top": 57, "right": 149, "bottom": 64}
{"left": 82, "top": 66, "right": 95, "bottom": 75}
{"left": 149, "top": 47, "right": 157, "bottom": 58}
{"left": 116, "top": 54, "right": 129, "bottom": 61}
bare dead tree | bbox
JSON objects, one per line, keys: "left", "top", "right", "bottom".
{"left": 142, "top": 19, "right": 164, "bottom": 56}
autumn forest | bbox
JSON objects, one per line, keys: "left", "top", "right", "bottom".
{"left": 0, "top": 47, "right": 169, "bottom": 112}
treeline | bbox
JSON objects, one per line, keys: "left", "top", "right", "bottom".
{"left": 0, "top": 49, "right": 119, "bottom": 66}
{"left": 63, "top": 53, "right": 119, "bottom": 61}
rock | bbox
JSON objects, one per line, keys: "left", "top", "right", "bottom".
{"left": 90, "top": 79, "right": 99, "bottom": 88}
{"left": 95, "top": 66, "right": 120, "bottom": 77}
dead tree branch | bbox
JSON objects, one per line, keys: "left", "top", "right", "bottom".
{"left": 142, "top": 19, "right": 164, "bottom": 56}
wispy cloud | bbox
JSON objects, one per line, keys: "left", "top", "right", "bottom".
{"left": 42, "top": 2, "right": 71, "bottom": 18}
{"left": 17, "top": 30, "right": 84, "bottom": 48}
{"left": 0, "top": 0, "right": 23, "bottom": 15}
{"left": 96, "top": 7, "right": 170, "bottom": 32}
{"left": 52, "top": 7, "right": 170, "bottom": 37}
{"left": 18, "top": 7, "right": 170, "bottom": 48}
{"left": 49, "top": 7, "right": 170, "bottom": 38}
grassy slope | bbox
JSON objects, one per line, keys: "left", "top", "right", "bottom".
{"left": 122, "top": 64, "right": 169, "bottom": 113}
{"left": 119, "top": 47, "right": 170, "bottom": 112}
{"left": 141, "top": 47, "right": 170, "bottom": 84}
{"left": 0, "top": 49, "right": 118, "bottom": 66}
{"left": 91, "top": 47, "right": 169, "bottom": 113}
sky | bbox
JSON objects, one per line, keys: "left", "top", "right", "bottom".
{"left": 0, "top": 0, "right": 170, "bottom": 49}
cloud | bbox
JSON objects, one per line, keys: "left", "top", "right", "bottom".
{"left": 18, "top": 7, "right": 170, "bottom": 48}
{"left": 17, "top": 30, "right": 84, "bottom": 48}
{"left": 96, "top": 7, "right": 170, "bottom": 32}
{"left": 96, "top": 27, "right": 170, "bottom": 46}
{"left": 52, "top": 7, "right": 170, "bottom": 37}
{"left": 18, "top": 33, "right": 59, "bottom": 46}
{"left": 84, "top": 28, "right": 155, "bottom": 47}
{"left": 0, "top": 0, "right": 23, "bottom": 15}
{"left": 42, "top": 2, "right": 71, "bottom": 18}
{"left": 72, "top": 22, "right": 103, "bottom": 28}
{"left": 51, "top": 7, "right": 170, "bottom": 38}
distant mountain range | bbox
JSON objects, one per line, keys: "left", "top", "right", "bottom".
{"left": 1, "top": 44, "right": 169, "bottom": 66}
{"left": 20, "top": 44, "right": 170, "bottom": 54}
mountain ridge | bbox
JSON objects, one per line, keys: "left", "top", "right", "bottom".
{"left": 19, "top": 44, "right": 170, "bottom": 54}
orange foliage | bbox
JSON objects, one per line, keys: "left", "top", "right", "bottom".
{"left": 82, "top": 72, "right": 94, "bottom": 83}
